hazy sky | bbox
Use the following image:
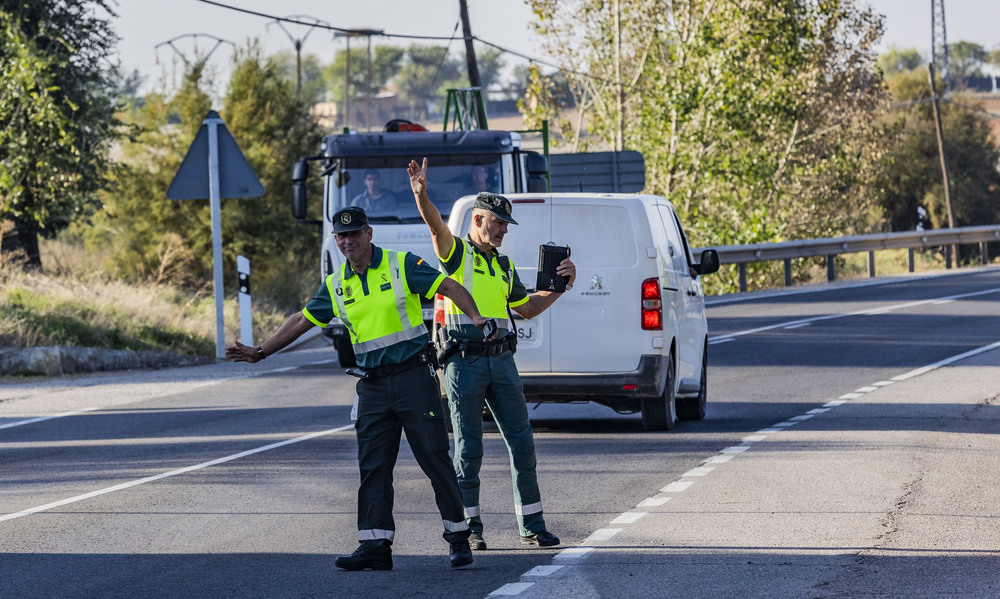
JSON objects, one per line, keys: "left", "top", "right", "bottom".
{"left": 111, "top": 0, "right": 1000, "bottom": 94}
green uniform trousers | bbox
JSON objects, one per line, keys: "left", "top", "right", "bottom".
{"left": 355, "top": 363, "right": 469, "bottom": 544}
{"left": 443, "top": 350, "right": 546, "bottom": 537}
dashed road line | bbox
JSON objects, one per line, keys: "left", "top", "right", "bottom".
{"left": 486, "top": 338, "right": 1000, "bottom": 598}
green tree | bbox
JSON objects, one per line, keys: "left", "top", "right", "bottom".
{"left": 878, "top": 46, "right": 924, "bottom": 74}
{"left": 273, "top": 50, "right": 328, "bottom": 105}
{"left": 880, "top": 70, "right": 1000, "bottom": 241}
{"left": 0, "top": 1, "right": 122, "bottom": 270}
{"left": 526, "top": 0, "right": 892, "bottom": 291}
{"left": 88, "top": 44, "right": 324, "bottom": 309}
{"left": 948, "top": 40, "right": 987, "bottom": 83}
{"left": 394, "top": 44, "right": 464, "bottom": 117}
{"left": 323, "top": 44, "right": 405, "bottom": 120}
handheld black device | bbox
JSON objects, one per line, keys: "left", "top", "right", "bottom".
{"left": 535, "top": 243, "right": 571, "bottom": 292}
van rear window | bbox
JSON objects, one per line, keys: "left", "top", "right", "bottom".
{"left": 552, "top": 205, "right": 638, "bottom": 267}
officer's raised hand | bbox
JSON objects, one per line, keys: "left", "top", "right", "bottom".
{"left": 556, "top": 258, "right": 577, "bottom": 290}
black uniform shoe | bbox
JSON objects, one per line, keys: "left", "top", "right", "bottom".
{"left": 449, "top": 541, "right": 474, "bottom": 568}
{"left": 334, "top": 540, "right": 393, "bottom": 571}
{"left": 468, "top": 532, "right": 487, "bottom": 551}
{"left": 520, "top": 529, "right": 560, "bottom": 547}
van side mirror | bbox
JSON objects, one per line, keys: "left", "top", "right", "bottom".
{"left": 695, "top": 249, "right": 720, "bottom": 276}
{"left": 291, "top": 159, "right": 309, "bottom": 221}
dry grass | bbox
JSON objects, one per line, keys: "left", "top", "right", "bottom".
{"left": 0, "top": 239, "right": 291, "bottom": 355}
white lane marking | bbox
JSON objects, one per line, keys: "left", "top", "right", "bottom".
{"left": 891, "top": 340, "right": 1000, "bottom": 382}
{"left": 584, "top": 529, "right": 622, "bottom": 543}
{"left": 708, "top": 337, "right": 736, "bottom": 345}
{"left": 524, "top": 565, "right": 564, "bottom": 577}
{"left": 0, "top": 358, "right": 336, "bottom": 433}
{"left": 783, "top": 323, "right": 811, "bottom": 330}
{"left": 638, "top": 497, "right": 671, "bottom": 507}
{"left": 0, "top": 424, "right": 354, "bottom": 523}
{"left": 708, "top": 286, "right": 1000, "bottom": 343}
{"left": 660, "top": 481, "right": 694, "bottom": 492}
{"left": 704, "top": 267, "right": 1000, "bottom": 307}
{"left": 854, "top": 386, "right": 878, "bottom": 393}
{"left": 757, "top": 428, "right": 783, "bottom": 433}
{"left": 0, "top": 407, "right": 101, "bottom": 431}
{"left": 839, "top": 392, "right": 864, "bottom": 400}
{"left": 683, "top": 466, "right": 715, "bottom": 477}
{"left": 489, "top": 583, "right": 534, "bottom": 596}
{"left": 495, "top": 338, "right": 1000, "bottom": 596}
{"left": 554, "top": 547, "right": 594, "bottom": 560}
{"left": 610, "top": 512, "right": 647, "bottom": 525}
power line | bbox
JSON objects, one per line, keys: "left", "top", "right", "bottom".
{"left": 192, "top": 0, "right": 604, "bottom": 82}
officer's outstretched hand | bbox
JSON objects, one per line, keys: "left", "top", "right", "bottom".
{"left": 407, "top": 157, "right": 428, "bottom": 197}
{"left": 226, "top": 340, "right": 260, "bottom": 363}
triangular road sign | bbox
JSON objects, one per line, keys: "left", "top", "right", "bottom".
{"left": 167, "top": 110, "right": 265, "bottom": 200}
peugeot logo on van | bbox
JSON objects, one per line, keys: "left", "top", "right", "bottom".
{"left": 589, "top": 275, "right": 603, "bottom": 290}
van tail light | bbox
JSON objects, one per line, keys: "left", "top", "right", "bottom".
{"left": 641, "top": 278, "right": 662, "bottom": 330}
{"left": 434, "top": 294, "right": 445, "bottom": 328}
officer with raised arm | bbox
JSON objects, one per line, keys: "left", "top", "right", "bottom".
{"left": 407, "top": 157, "right": 576, "bottom": 551}
{"left": 227, "top": 206, "right": 492, "bottom": 570}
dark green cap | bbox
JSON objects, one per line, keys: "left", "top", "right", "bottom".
{"left": 332, "top": 206, "right": 369, "bottom": 233}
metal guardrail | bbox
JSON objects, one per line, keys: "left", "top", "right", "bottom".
{"left": 695, "top": 224, "right": 1000, "bottom": 292}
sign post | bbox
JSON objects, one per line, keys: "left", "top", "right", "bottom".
{"left": 167, "top": 110, "right": 265, "bottom": 359}
{"left": 237, "top": 255, "right": 253, "bottom": 346}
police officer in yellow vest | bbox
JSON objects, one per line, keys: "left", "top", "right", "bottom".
{"left": 407, "top": 158, "right": 576, "bottom": 550}
{"left": 226, "top": 206, "right": 493, "bottom": 570}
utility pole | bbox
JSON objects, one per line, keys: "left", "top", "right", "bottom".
{"left": 266, "top": 15, "right": 329, "bottom": 99}
{"left": 931, "top": 0, "right": 951, "bottom": 92}
{"left": 335, "top": 29, "right": 383, "bottom": 131}
{"left": 459, "top": 0, "right": 482, "bottom": 88}
{"left": 927, "top": 62, "right": 958, "bottom": 265}
{"left": 613, "top": 0, "right": 624, "bottom": 151}
{"left": 154, "top": 34, "right": 234, "bottom": 86}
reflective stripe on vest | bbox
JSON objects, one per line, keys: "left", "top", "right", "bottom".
{"left": 444, "top": 239, "right": 512, "bottom": 324}
{"left": 331, "top": 250, "right": 425, "bottom": 355}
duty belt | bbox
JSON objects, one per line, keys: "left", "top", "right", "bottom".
{"left": 365, "top": 348, "right": 434, "bottom": 378}
{"left": 459, "top": 336, "right": 514, "bottom": 357}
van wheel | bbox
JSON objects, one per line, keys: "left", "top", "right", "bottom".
{"left": 334, "top": 338, "right": 357, "bottom": 368}
{"left": 677, "top": 347, "right": 707, "bottom": 421}
{"left": 642, "top": 353, "right": 677, "bottom": 431}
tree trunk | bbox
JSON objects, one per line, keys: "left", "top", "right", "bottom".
{"left": 1, "top": 218, "right": 42, "bottom": 271}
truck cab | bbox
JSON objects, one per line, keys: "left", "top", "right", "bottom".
{"left": 291, "top": 127, "right": 548, "bottom": 366}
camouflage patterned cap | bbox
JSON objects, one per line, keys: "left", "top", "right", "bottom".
{"left": 474, "top": 192, "right": 518, "bottom": 225}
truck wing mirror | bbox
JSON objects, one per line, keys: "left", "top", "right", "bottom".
{"left": 291, "top": 158, "right": 309, "bottom": 183}
{"left": 696, "top": 249, "right": 720, "bottom": 276}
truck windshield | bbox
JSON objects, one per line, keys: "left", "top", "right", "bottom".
{"left": 330, "top": 155, "right": 503, "bottom": 223}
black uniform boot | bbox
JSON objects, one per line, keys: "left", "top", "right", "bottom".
{"left": 449, "top": 540, "right": 473, "bottom": 568}
{"left": 334, "top": 540, "right": 393, "bottom": 571}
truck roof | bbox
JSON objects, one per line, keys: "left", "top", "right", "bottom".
{"left": 320, "top": 129, "right": 519, "bottom": 158}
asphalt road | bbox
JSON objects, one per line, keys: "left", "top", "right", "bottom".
{"left": 1, "top": 267, "right": 998, "bottom": 599}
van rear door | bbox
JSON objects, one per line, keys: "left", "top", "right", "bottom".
{"left": 546, "top": 198, "right": 650, "bottom": 373}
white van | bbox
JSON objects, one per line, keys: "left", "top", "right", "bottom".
{"left": 444, "top": 193, "right": 720, "bottom": 431}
